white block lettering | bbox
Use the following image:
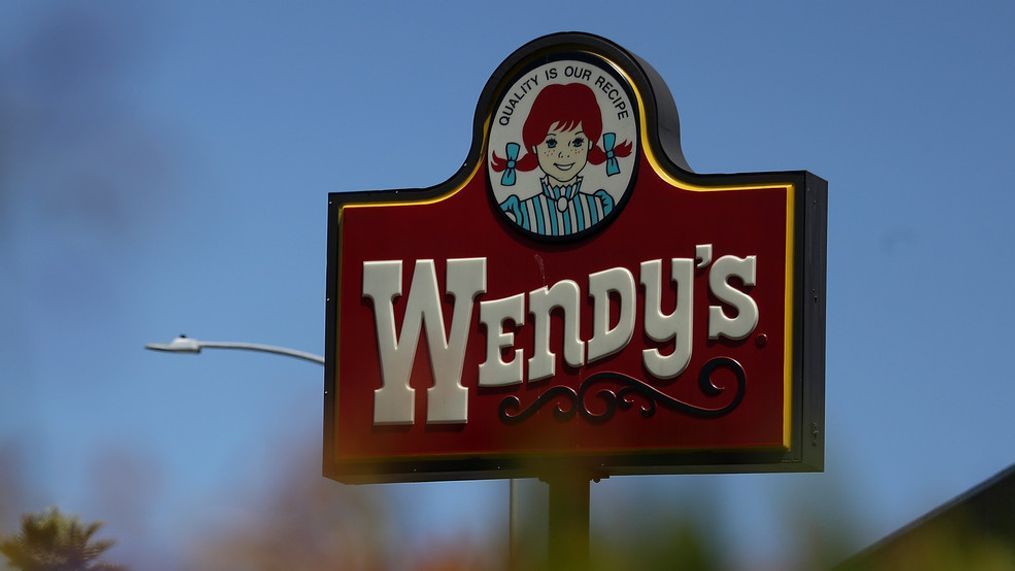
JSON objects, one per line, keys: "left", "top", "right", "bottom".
{"left": 528, "top": 280, "right": 584, "bottom": 381}
{"left": 587, "top": 267, "right": 636, "bottom": 363}
{"left": 640, "top": 258, "right": 694, "bottom": 379}
{"left": 708, "top": 255, "right": 758, "bottom": 341}
{"left": 478, "top": 293, "right": 525, "bottom": 387}
{"left": 362, "top": 258, "right": 486, "bottom": 425}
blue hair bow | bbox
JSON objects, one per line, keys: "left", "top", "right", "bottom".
{"left": 500, "top": 142, "right": 520, "bottom": 186}
{"left": 603, "top": 132, "right": 620, "bottom": 176}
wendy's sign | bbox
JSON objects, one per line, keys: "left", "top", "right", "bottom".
{"left": 324, "top": 33, "right": 826, "bottom": 483}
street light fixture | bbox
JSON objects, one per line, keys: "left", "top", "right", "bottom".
{"left": 146, "top": 333, "right": 530, "bottom": 567}
{"left": 145, "top": 335, "right": 324, "bottom": 365}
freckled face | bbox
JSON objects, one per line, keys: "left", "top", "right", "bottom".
{"left": 534, "top": 122, "right": 590, "bottom": 184}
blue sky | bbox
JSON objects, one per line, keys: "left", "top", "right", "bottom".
{"left": 1, "top": 1, "right": 1014, "bottom": 568}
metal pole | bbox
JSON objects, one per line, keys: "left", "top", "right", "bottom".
{"left": 545, "top": 473, "right": 591, "bottom": 570}
{"left": 509, "top": 478, "right": 520, "bottom": 571}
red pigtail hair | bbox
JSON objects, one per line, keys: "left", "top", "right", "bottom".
{"left": 588, "top": 140, "right": 633, "bottom": 165}
{"left": 491, "top": 83, "right": 631, "bottom": 175}
{"left": 490, "top": 149, "right": 539, "bottom": 172}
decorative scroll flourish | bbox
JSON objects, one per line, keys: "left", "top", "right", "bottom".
{"left": 498, "top": 385, "right": 578, "bottom": 423}
{"left": 499, "top": 357, "right": 746, "bottom": 424}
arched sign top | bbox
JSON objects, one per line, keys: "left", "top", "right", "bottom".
{"left": 325, "top": 32, "right": 827, "bottom": 484}
{"left": 472, "top": 33, "right": 693, "bottom": 185}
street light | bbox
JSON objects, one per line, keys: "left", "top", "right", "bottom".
{"left": 145, "top": 335, "right": 324, "bottom": 365}
{"left": 146, "top": 333, "right": 530, "bottom": 567}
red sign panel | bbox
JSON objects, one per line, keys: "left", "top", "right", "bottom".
{"left": 324, "top": 34, "right": 826, "bottom": 483}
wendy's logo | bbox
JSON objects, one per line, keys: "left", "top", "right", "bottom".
{"left": 487, "top": 56, "right": 639, "bottom": 240}
{"left": 327, "top": 33, "right": 828, "bottom": 483}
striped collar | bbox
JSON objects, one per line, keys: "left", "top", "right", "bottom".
{"left": 540, "top": 176, "right": 583, "bottom": 202}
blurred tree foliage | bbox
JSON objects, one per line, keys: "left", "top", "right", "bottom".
{"left": 0, "top": 507, "right": 124, "bottom": 571}
{"left": 589, "top": 517, "right": 724, "bottom": 571}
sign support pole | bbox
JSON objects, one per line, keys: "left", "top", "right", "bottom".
{"left": 508, "top": 479, "right": 522, "bottom": 571}
{"left": 544, "top": 471, "right": 592, "bottom": 569}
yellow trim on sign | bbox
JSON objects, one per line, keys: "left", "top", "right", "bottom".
{"left": 333, "top": 121, "right": 489, "bottom": 456}
{"left": 335, "top": 49, "right": 799, "bottom": 453}
{"left": 602, "top": 54, "right": 797, "bottom": 450}
{"left": 783, "top": 187, "right": 795, "bottom": 449}
{"left": 339, "top": 119, "right": 489, "bottom": 216}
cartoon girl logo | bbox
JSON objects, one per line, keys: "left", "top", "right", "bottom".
{"left": 488, "top": 59, "right": 638, "bottom": 239}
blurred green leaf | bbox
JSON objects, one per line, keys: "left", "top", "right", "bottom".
{"left": 0, "top": 507, "right": 125, "bottom": 571}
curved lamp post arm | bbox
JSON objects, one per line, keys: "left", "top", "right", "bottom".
{"left": 145, "top": 335, "right": 324, "bottom": 365}
{"left": 146, "top": 333, "right": 523, "bottom": 562}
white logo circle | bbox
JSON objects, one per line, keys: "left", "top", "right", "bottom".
{"left": 488, "top": 57, "right": 638, "bottom": 239}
